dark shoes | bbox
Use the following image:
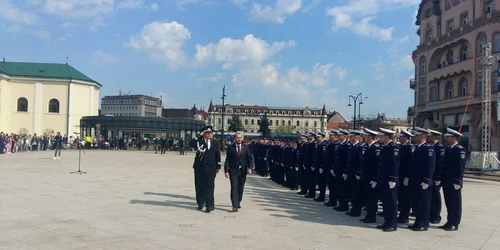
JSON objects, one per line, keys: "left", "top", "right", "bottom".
{"left": 197, "top": 206, "right": 203, "bottom": 210}
{"left": 412, "top": 227, "right": 428, "bottom": 232}
{"left": 232, "top": 208, "right": 239, "bottom": 212}
{"left": 430, "top": 219, "right": 441, "bottom": 224}
{"left": 314, "top": 197, "right": 325, "bottom": 202}
{"left": 205, "top": 208, "right": 214, "bottom": 213}
{"left": 383, "top": 227, "right": 397, "bottom": 232}
{"left": 304, "top": 194, "right": 316, "bottom": 198}
{"left": 444, "top": 225, "right": 458, "bottom": 231}
{"left": 324, "top": 201, "right": 335, "bottom": 207}
{"left": 360, "top": 218, "right": 376, "bottom": 223}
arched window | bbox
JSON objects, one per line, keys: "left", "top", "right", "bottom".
{"left": 270, "top": 120, "right": 273, "bottom": 125}
{"left": 446, "top": 50, "right": 454, "bottom": 63}
{"left": 17, "top": 98, "right": 28, "bottom": 112}
{"left": 446, "top": 82, "right": 454, "bottom": 98}
{"left": 494, "top": 33, "right": 500, "bottom": 52}
{"left": 251, "top": 110, "right": 254, "bottom": 114}
{"left": 314, "top": 121, "right": 318, "bottom": 127}
{"left": 477, "top": 33, "right": 487, "bottom": 56}
{"left": 305, "top": 121, "right": 309, "bottom": 127}
{"left": 461, "top": 45, "right": 468, "bottom": 61}
{"left": 420, "top": 56, "right": 427, "bottom": 74}
{"left": 460, "top": 78, "right": 468, "bottom": 96}
{"left": 244, "top": 119, "right": 248, "bottom": 125}
{"left": 48, "top": 99, "right": 60, "bottom": 113}
{"left": 251, "top": 119, "right": 254, "bottom": 125}
{"left": 288, "top": 120, "right": 292, "bottom": 126}
{"left": 245, "top": 110, "right": 248, "bottom": 114}
{"left": 281, "top": 120, "right": 285, "bottom": 126}
{"left": 430, "top": 87, "right": 438, "bottom": 102}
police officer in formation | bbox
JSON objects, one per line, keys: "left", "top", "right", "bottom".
{"left": 252, "top": 126, "right": 466, "bottom": 232}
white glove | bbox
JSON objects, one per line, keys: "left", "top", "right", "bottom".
{"left": 264, "top": 158, "right": 267, "bottom": 161}
{"left": 330, "top": 170, "right": 335, "bottom": 176}
{"left": 302, "top": 166, "right": 306, "bottom": 170}
{"left": 281, "top": 163, "right": 284, "bottom": 167}
{"left": 453, "top": 184, "right": 461, "bottom": 190}
{"left": 342, "top": 174, "right": 348, "bottom": 180}
{"left": 319, "top": 168, "right": 324, "bottom": 174}
{"left": 434, "top": 180, "right": 441, "bottom": 186}
{"left": 421, "top": 182, "right": 429, "bottom": 190}
{"left": 389, "top": 181, "right": 396, "bottom": 189}
{"left": 370, "top": 181, "right": 377, "bottom": 188}
{"left": 271, "top": 160, "right": 274, "bottom": 163}
{"left": 403, "top": 177, "right": 409, "bottom": 187}
{"left": 311, "top": 167, "right": 315, "bottom": 171}
{"left": 355, "top": 175, "right": 361, "bottom": 181}
{"left": 295, "top": 167, "right": 299, "bottom": 171}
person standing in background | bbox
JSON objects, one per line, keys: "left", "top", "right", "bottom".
{"left": 53, "top": 132, "right": 63, "bottom": 160}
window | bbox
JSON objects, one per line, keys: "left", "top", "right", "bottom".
{"left": 296, "top": 121, "right": 300, "bottom": 126}
{"left": 281, "top": 120, "right": 285, "bottom": 126}
{"left": 245, "top": 110, "right": 248, "bottom": 114}
{"left": 251, "top": 119, "right": 254, "bottom": 125}
{"left": 477, "top": 74, "right": 484, "bottom": 93}
{"left": 446, "top": 0, "right": 452, "bottom": 9}
{"left": 461, "top": 12, "right": 468, "bottom": 25}
{"left": 313, "top": 121, "right": 318, "bottom": 127}
{"left": 218, "top": 118, "right": 222, "bottom": 124}
{"left": 48, "top": 99, "right": 60, "bottom": 113}
{"left": 447, "top": 19, "right": 454, "bottom": 33}
{"left": 430, "top": 87, "right": 438, "bottom": 102}
{"left": 478, "top": 33, "right": 487, "bottom": 56}
{"left": 460, "top": 78, "right": 469, "bottom": 96}
{"left": 427, "top": 30, "right": 432, "bottom": 42}
{"left": 485, "top": 0, "right": 493, "bottom": 14}
{"left": 288, "top": 120, "right": 292, "bottom": 126}
{"left": 446, "top": 50, "right": 454, "bottom": 63}
{"left": 251, "top": 110, "right": 254, "bottom": 114}
{"left": 17, "top": 98, "right": 28, "bottom": 112}
{"left": 305, "top": 121, "right": 309, "bottom": 127}
{"left": 276, "top": 120, "right": 279, "bottom": 125}
{"left": 425, "top": 8, "right": 431, "bottom": 17}
{"left": 494, "top": 33, "right": 500, "bottom": 53}
{"left": 419, "top": 87, "right": 426, "bottom": 104}
{"left": 270, "top": 120, "right": 273, "bottom": 125}
{"left": 461, "top": 45, "right": 468, "bottom": 60}
{"left": 420, "top": 56, "right": 427, "bottom": 74}
{"left": 446, "top": 82, "right": 454, "bottom": 98}
{"left": 245, "top": 119, "right": 248, "bottom": 125}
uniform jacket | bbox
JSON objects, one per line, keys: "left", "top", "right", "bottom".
{"left": 362, "top": 142, "right": 381, "bottom": 181}
{"left": 334, "top": 140, "right": 351, "bottom": 175}
{"left": 189, "top": 137, "right": 221, "bottom": 173}
{"left": 432, "top": 142, "right": 445, "bottom": 181}
{"left": 409, "top": 142, "right": 435, "bottom": 186}
{"left": 346, "top": 142, "right": 364, "bottom": 177}
{"left": 325, "top": 140, "right": 340, "bottom": 171}
{"left": 306, "top": 140, "right": 317, "bottom": 167}
{"left": 378, "top": 141, "right": 400, "bottom": 186}
{"left": 399, "top": 142, "right": 415, "bottom": 179}
{"left": 443, "top": 144, "right": 466, "bottom": 187}
{"left": 298, "top": 142, "right": 308, "bottom": 168}
{"left": 315, "top": 140, "right": 328, "bottom": 169}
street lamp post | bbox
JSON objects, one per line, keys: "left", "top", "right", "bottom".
{"left": 220, "top": 85, "right": 227, "bottom": 151}
{"left": 348, "top": 93, "right": 367, "bottom": 130}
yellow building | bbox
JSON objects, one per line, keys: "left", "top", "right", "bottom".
{"left": 0, "top": 60, "right": 101, "bottom": 136}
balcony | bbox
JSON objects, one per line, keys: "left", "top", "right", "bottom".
{"left": 410, "top": 78, "right": 416, "bottom": 89}
{"left": 419, "top": 95, "right": 482, "bottom": 112}
{"left": 427, "top": 58, "right": 474, "bottom": 82}
{"left": 407, "top": 106, "right": 415, "bottom": 117}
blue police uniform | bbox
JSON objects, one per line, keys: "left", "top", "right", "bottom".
{"left": 305, "top": 137, "right": 318, "bottom": 198}
{"left": 397, "top": 141, "right": 415, "bottom": 222}
{"left": 315, "top": 136, "right": 329, "bottom": 201}
{"left": 441, "top": 132, "right": 466, "bottom": 230}
{"left": 361, "top": 139, "right": 381, "bottom": 223}
{"left": 324, "top": 137, "right": 340, "bottom": 206}
{"left": 409, "top": 141, "right": 435, "bottom": 230}
{"left": 297, "top": 140, "right": 309, "bottom": 195}
{"left": 431, "top": 140, "right": 445, "bottom": 223}
{"left": 334, "top": 138, "right": 351, "bottom": 211}
{"left": 378, "top": 139, "right": 399, "bottom": 230}
{"left": 345, "top": 138, "right": 365, "bottom": 217}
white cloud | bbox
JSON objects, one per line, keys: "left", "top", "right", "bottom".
{"left": 117, "top": 0, "right": 144, "bottom": 9}
{"left": 150, "top": 2, "right": 159, "bottom": 11}
{"left": 195, "top": 72, "right": 226, "bottom": 84}
{"left": 302, "top": 0, "right": 321, "bottom": 13}
{"left": 127, "top": 21, "right": 191, "bottom": 70}
{"left": 230, "top": 0, "right": 249, "bottom": 6}
{"left": 0, "top": 0, "right": 40, "bottom": 25}
{"left": 326, "top": 0, "right": 420, "bottom": 41}
{"left": 194, "top": 34, "right": 294, "bottom": 69}
{"left": 349, "top": 79, "right": 361, "bottom": 86}
{"left": 250, "top": 0, "right": 302, "bottom": 24}
{"left": 91, "top": 51, "right": 117, "bottom": 63}
{"left": 371, "top": 58, "right": 385, "bottom": 80}
{"left": 391, "top": 54, "right": 414, "bottom": 70}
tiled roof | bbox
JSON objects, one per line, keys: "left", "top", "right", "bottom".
{"left": 0, "top": 61, "right": 101, "bottom": 86}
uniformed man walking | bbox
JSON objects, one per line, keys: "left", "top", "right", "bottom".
{"left": 408, "top": 127, "right": 435, "bottom": 231}
{"left": 440, "top": 127, "right": 466, "bottom": 231}
{"left": 376, "top": 128, "right": 399, "bottom": 232}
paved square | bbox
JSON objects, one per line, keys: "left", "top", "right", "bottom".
{"left": 1, "top": 150, "right": 500, "bottom": 250}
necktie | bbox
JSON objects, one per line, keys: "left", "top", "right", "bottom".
{"left": 237, "top": 144, "right": 241, "bottom": 157}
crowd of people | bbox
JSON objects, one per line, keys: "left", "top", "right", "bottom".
{"left": 0, "top": 132, "right": 73, "bottom": 154}
{"left": 250, "top": 127, "right": 466, "bottom": 232}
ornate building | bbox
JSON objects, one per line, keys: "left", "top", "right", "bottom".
{"left": 207, "top": 101, "right": 328, "bottom": 134}
{"left": 0, "top": 60, "right": 101, "bottom": 136}
{"left": 410, "top": 0, "right": 500, "bottom": 151}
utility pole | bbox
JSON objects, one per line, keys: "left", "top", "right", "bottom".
{"left": 220, "top": 85, "right": 227, "bottom": 151}
{"left": 481, "top": 43, "right": 493, "bottom": 170}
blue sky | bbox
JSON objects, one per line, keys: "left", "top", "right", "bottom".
{"left": 0, "top": 0, "right": 421, "bottom": 119}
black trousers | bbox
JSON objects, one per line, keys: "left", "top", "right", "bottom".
{"left": 194, "top": 168, "right": 216, "bottom": 209}
{"left": 327, "top": 172, "right": 337, "bottom": 204}
{"left": 348, "top": 178, "right": 364, "bottom": 215}
{"left": 307, "top": 167, "right": 317, "bottom": 196}
{"left": 398, "top": 185, "right": 412, "bottom": 221}
{"left": 336, "top": 174, "right": 349, "bottom": 209}
{"left": 443, "top": 183, "right": 462, "bottom": 227}
{"left": 382, "top": 186, "right": 398, "bottom": 229}
{"left": 317, "top": 170, "right": 328, "bottom": 198}
{"left": 412, "top": 185, "right": 432, "bottom": 228}
{"left": 430, "top": 185, "right": 442, "bottom": 222}
{"left": 230, "top": 172, "right": 247, "bottom": 208}
{"left": 364, "top": 182, "right": 378, "bottom": 221}
{"left": 299, "top": 166, "right": 307, "bottom": 192}
{"left": 288, "top": 167, "right": 298, "bottom": 189}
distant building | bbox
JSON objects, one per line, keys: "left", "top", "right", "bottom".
{"left": 207, "top": 101, "right": 328, "bottom": 133}
{"left": 327, "top": 111, "right": 348, "bottom": 130}
{"left": 360, "top": 114, "right": 412, "bottom": 134}
{"left": 0, "top": 60, "right": 101, "bottom": 136}
{"left": 162, "top": 104, "right": 208, "bottom": 121}
{"left": 101, "top": 94, "right": 162, "bottom": 117}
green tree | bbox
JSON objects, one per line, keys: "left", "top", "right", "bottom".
{"left": 228, "top": 115, "right": 244, "bottom": 132}
{"left": 258, "top": 113, "right": 271, "bottom": 138}
{"left": 275, "top": 125, "right": 297, "bottom": 133}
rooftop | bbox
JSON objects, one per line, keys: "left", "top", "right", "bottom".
{"left": 0, "top": 61, "right": 101, "bottom": 86}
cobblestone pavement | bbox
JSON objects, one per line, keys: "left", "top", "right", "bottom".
{"left": 1, "top": 150, "right": 500, "bottom": 250}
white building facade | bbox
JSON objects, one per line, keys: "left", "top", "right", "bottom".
{"left": 207, "top": 102, "right": 328, "bottom": 134}
{"left": 101, "top": 95, "right": 162, "bottom": 117}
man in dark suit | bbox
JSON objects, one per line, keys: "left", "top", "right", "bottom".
{"left": 224, "top": 133, "right": 254, "bottom": 212}
{"left": 189, "top": 126, "right": 222, "bottom": 213}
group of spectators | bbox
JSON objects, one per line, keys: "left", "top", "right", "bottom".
{"left": 0, "top": 132, "right": 75, "bottom": 154}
